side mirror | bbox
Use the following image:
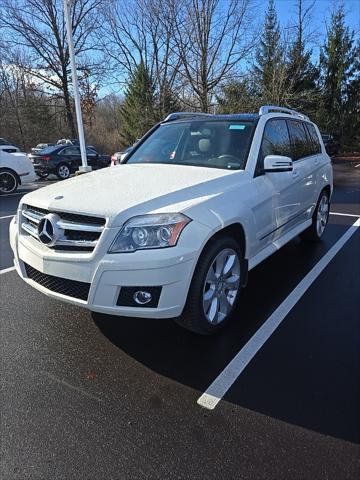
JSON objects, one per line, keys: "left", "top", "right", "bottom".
{"left": 263, "top": 155, "right": 293, "bottom": 173}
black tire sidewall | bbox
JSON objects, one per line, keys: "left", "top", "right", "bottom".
{"left": 0, "top": 169, "right": 18, "bottom": 194}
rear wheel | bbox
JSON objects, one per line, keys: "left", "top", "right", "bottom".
{"left": 175, "top": 235, "right": 243, "bottom": 335}
{"left": 0, "top": 169, "right": 18, "bottom": 194}
{"left": 56, "top": 163, "right": 71, "bottom": 180}
{"left": 301, "top": 189, "right": 330, "bottom": 242}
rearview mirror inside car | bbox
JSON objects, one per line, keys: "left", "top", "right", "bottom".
{"left": 263, "top": 155, "right": 293, "bottom": 173}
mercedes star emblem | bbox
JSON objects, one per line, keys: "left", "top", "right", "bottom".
{"left": 37, "top": 213, "right": 61, "bottom": 246}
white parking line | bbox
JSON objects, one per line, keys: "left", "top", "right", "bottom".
{"left": 330, "top": 212, "right": 360, "bottom": 218}
{"left": 354, "top": 163, "right": 360, "bottom": 168}
{"left": 0, "top": 191, "right": 25, "bottom": 197}
{"left": 0, "top": 215, "right": 14, "bottom": 220}
{"left": 197, "top": 217, "right": 360, "bottom": 410}
{"left": 0, "top": 266, "right": 15, "bottom": 275}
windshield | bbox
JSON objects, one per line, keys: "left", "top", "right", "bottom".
{"left": 0, "top": 138, "right": 11, "bottom": 145}
{"left": 126, "top": 120, "right": 255, "bottom": 170}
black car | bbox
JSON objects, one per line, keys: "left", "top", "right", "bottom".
{"left": 28, "top": 145, "right": 111, "bottom": 179}
{"left": 321, "top": 133, "right": 340, "bottom": 156}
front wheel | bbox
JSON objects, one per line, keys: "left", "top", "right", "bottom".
{"left": 175, "top": 236, "right": 243, "bottom": 335}
{"left": 301, "top": 190, "right": 330, "bottom": 242}
{"left": 56, "top": 163, "right": 71, "bottom": 180}
{"left": 0, "top": 169, "right": 18, "bottom": 194}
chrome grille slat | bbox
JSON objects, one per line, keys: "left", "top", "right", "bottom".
{"left": 22, "top": 222, "right": 39, "bottom": 239}
{"left": 22, "top": 210, "right": 41, "bottom": 224}
{"left": 57, "top": 220, "right": 103, "bottom": 232}
{"left": 21, "top": 205, "right": 105, "bottom": 252}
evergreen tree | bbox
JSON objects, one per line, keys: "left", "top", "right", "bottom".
{"left": 156, "top": 80, "right": 180, "bottom": 122}
{"left": 286, "top": 0, "right": 318, "bottom": 96}
{"left": 320, "top": 4, "right": 360, "bottom": 148}
{"left": 254, "top": 0, "right": 284, "bottom": 99}
{"left": 216, "top": 79, "right": 258, "bottom": 114}
{"left": 119, "top": 62, "right": 155, "bottom": 146}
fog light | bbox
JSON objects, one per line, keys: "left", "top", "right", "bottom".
{"left": 133, "top": 290, "right": 152, "bottom": 305}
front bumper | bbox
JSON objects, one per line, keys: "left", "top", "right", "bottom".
{"left": 9, "top": 217, "right": 209, "bottom": 319}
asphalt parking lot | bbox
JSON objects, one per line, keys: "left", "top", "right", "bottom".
{"left": 1, "top": 163, "right": 359, "bottom": 480}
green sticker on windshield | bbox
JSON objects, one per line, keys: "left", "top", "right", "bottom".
{"left": 229, "top": 124, "right": 246, "bottom": 130}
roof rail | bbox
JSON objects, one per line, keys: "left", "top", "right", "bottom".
{"left": 163, "top": 112, "right": 213, "bottom": 122}
{"left": 259, "top": 105, "right": 310, "bottom": 121}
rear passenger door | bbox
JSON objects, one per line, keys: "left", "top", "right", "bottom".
{"left": 60, "top": 146, "right": 81, "bottom": 170}
{"left": 286, "top": 120, "right": 317, "bottom": 215}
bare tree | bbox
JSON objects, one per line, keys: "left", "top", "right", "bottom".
{"left": 170, "top": 0, "right": 256, "bottom": 112}
{"left": 0, "top": 0, "right": 102, "bottom": 136}
{"left": 99, "top": 0, "right": 182, "bottom": 119}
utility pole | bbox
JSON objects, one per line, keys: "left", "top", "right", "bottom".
{"left": 63, "top": 0, "right": 91, "bottom": 173}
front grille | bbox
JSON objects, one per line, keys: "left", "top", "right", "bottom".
{"left": 23, "top": 205, "right": 106, "bottom": 226}
{"left": 24, "top": 263, "right": 90, "bottom": 301}
{"left": 21, "top": 204, "right": 105, "bottom": 253}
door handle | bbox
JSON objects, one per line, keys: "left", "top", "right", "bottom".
{"left": 292, "top": 169, "right": 299, "bottom": 177}
{"left": 314, "top": 158, "right": 319, "bottom": 165}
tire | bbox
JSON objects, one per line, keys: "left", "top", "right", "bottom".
{"left": 175, "top": 235, "right": 243, "bottom": 335}
{"left": 0, "top": 168, "right": 18, "bottom": 194}
{"left": 300, "top": 189, "right": 330, "bottom": 242}
{"left": 56, "top": 163, "right": 71, "bottom": 180}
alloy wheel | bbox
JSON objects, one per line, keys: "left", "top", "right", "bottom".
{"left": 0, "top": 171, "right": 17, "bottom": 193}
{"left": 58, "top": 165, "right": 70, "bottom": 179}
{"left": 316, "top": 194, "right": 329, "bottom": 237}
{"left": 202, "top": 248, "right": 241, "bottom": 325}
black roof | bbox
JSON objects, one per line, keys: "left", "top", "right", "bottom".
{"left": 163, "top": 113, "right": 259, "bottom": 124}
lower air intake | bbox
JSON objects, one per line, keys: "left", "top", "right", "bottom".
{"left": 24, "top": 263, "right": 90, "bottom": 301}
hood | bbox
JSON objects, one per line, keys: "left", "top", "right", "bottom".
{"left": 20, "top": 164, "right": 243, "bottom": 226}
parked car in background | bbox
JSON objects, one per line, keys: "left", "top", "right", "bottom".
{"left": 321, "top": 133, "right": 340, "bottom": 156}
{"left": 10, "top": 106, "right": 333, "bottom": 335}
{"left": 0, "top": 150, "right": 35, "bottom": 194}
{"left": 0, "top": 138, "right": 20, "bottom": 153}
{"left": 31, "top": 143, "right": 55, "bottom": 154}
{"left": 28, "top": 145, "right": 111, "bottom": 179}
{"left": 111, "top": 146, "right": 134, "bottom": 166}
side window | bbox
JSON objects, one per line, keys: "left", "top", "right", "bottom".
{"left": 287, "top": 120, "right": 312, "bottom": 160}
{"left": 86, "top": 147, "right": 97, "bottom": 156}
{"left": 305, "top": 123, "right": 321, "bottom": 154}
{"left": 260, "top": 119, "right": 292, "bottom": 159}
{"left": 62, "top": 147, "right": 79, "bottom": 156}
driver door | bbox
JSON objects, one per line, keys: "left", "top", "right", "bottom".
{"left": 252, "top": 119, "right": 302, "bottom": 250}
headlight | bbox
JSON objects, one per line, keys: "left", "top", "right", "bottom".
{"left": 109, "top": 213, "right": 191, "bottom": 253}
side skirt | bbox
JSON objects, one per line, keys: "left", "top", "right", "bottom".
{"left": 248, "top": 219, "right": 312, "bottom": 271}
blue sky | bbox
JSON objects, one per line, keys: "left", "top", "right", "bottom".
{"left": 275, "top": 0, "right": 360, "bottom": 39}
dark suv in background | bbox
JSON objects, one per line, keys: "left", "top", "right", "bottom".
{"left": 29, "top": 145, "right": 111, "bottom": 179}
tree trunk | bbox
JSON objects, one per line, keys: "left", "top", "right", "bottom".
{"left": 63, "top": 79, "right": 76, "bottom": 137}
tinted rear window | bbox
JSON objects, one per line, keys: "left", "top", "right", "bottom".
{"left": 305, "top": 124, "right": 321, "bottom": 154}
{"left": 287, "top": 120, "right": 313, "bottom": 160}
{"left": 36, "top": 146, "right": 60, "bottom": 154}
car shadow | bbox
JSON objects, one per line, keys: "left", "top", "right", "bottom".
{"left": 93, "top": 226, "right": 359, "bottom": 444}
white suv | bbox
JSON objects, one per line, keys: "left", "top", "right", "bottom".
{"left": 9, "top": 106, "right": 333, "bottom": 334}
